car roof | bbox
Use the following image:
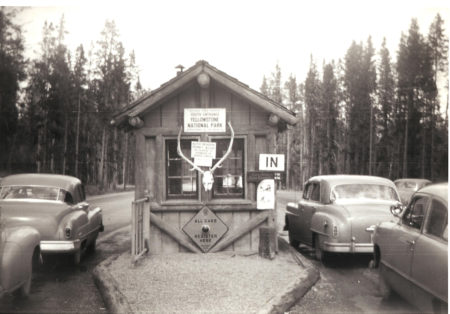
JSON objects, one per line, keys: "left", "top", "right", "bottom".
{"left": 417, "top": 182, "right": 448, "bottom": 203}
{"left": 0, "top": 173, "right": 81, "bottom": 192}
{"left": 394, "top": 178, "right": 431, "bottom": 183}
{"left": 307, "top": 175, "right": 395, "bottom": 187}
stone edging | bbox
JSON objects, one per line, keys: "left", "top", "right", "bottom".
{"left": 92, "top": 255, "right": 133, "bottom": 314}
{"left": 257, "top": 237, "right": 321, "bottom": 314}
{"left": 92, "top": 236, "right": 320, "bottom": 314}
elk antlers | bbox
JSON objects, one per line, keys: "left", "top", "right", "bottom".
{"left": 177, "top": 121, "right": 235, "bottom": 191}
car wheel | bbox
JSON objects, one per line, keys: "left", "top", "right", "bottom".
{"left": 73, "top": 250, "right": 81, "bottom": 265}
{"left": 314, "top": 234, "right": 328, "bottom": 263}
{"left": 378, "top": 263, "right": 392, "bottom": 299}
{"left": 87, "top": 235, "right": 97, "bottom": 254}
{"left": 288, "top": 231, "right": 300, "bottom": 248}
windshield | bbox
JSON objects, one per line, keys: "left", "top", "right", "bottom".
{"left": 0, "top": 185, "right": 65, "bottom": 201}
{"left": 331, "top": 184, "right": 399, "bottom": 202}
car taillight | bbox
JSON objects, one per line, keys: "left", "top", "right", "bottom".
{"left": 65, "top": 227, "right": 71, "bottom": 239}
{"left": 333, "top": 225, "right": 338, "bottom": 237}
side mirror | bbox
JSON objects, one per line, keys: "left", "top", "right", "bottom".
{"left": 390, "top": 203, "right": 405, "bottom": 217}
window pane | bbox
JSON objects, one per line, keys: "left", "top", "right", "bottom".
{"left": 212, "top": 138, "right": 244, "bottom": 198}
{"left": 402, "top": 196, "right": 428, "bottom": 230}
{"left": 426, "top": 200, "right": 447, "bottom": 239}
{"left": 166, "top": 139, "right": 198, "bottom": 199}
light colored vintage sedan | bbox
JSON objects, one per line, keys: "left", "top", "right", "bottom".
{"left": 0, "top": 174, "right": 104, "bottom": 265}
{"left": 394, "top": 178, "right": 432, "bottom": 205}
{"left": 0, "top": 225, "right": 40, "bottom": 298}
{"left": 285, "top": 175, "right": 401, "bottom": 262}
{"left": 372, "top": 182, "right": 448, "bottom": 313}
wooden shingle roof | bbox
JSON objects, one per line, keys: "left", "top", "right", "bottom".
{"left": 112, "top": 60, "right": 298, "bottom": 127}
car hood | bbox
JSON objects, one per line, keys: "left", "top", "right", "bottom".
{"left": 0, "top": 200, "right": 71, "bottom": 240}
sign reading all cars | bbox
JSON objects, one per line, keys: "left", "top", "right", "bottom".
{"left": 183, "top": 206, "right": 228, "bottom": 252}
{"left": 184, "top": 108, "right": 226, "bottom": 132}
{"left": 259, "top": 154, "right": 285, "bottom": 171}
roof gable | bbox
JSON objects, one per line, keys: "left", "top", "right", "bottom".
{"left": 112, "top": 60, "right": 297, "bottom": 127}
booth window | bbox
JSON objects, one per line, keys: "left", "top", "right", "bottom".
{"left": 212, "top": 138, "right": 244, "bottom": 198}
{"left": 166, "top": 139, "right": 198, "bottom": 199}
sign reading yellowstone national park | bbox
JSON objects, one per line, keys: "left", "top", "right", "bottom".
{"left": 184, "top": 108, "right": 226, "bottom": 132}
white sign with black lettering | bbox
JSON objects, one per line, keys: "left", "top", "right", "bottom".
{"left": 192, "top": 142, "right": 216, "bottom": 167}
{"left": 259, "top": 154, "right": 285, "bottom": 171}
{"left": 257, "top": 179, "right": 275, "bottom": 210}
{"left": 184, "top": 108, "right": 226, "bottom": 132}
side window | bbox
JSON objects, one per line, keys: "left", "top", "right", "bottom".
{"left": 402, "top": 196, "right": 428, "bottom": 230}
{"left": 310, "top": 183, "right": 320, "bottom": 202}
{"left": 302, "top": 184, "right": 311, "bottom": 199}
{"left": 425, "top": 199, "right": 448, "bottom": 240}
{"left": 64, "top": 192, "right": 74, "bottom": 204}
{"left": 166, "top": 139, "right": 198, "bottom": 200}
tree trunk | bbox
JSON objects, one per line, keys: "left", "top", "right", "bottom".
{"left": 123, "top": 132, "right": 128, "bottom": 190}
{"left": 403, "top": 111, "right": 409, "bottom": 177}
{"left": 75, "top": 96, "right": 81, "bottom": 177}
{"left": 98, "top": 126, "right": 107, "bottom": 190}
{"left": 62, "top": 114, "right": 68, "bottom": 175}
{"left": 369, "top": 103, "right": 373, "bottom": 175}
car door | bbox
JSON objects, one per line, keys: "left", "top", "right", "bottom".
{"left": 298, "top": 181, "right": 320, "bottom": 246}
{"left": 381, "top": 195, "right": 430, "bottom": 297}
{"left": 286, "top": 185, "right": 308, "bottom": 240}
{"left": 410, "top": 197, "right": 448, "bottom": 304}
{"left": 72, "top": 184, "right": 91, "bottom": 238}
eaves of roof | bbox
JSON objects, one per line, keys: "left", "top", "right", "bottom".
{"left": 112, "top": 60, "right": 298, "bottom": 127}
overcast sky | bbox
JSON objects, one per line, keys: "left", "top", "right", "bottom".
{"left": 8, "top": 0, "right": 450, "bottom": 94}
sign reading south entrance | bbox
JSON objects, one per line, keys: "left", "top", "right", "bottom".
{"left": 183, "top": 206, "right": 228, "bottom": 252}
{"left": 184, "top": 108, "right": 226, "bottom": 132}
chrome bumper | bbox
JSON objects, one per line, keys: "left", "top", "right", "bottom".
{"left": 40, "top": 240, "right": 81, "bottom": 253}
{"left": 323, "top": 241, "right": 374, "bottom": 253}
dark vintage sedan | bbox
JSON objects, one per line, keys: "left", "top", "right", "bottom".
{"left": 394, "top": 178, "right": 432, "bottom": 205}
{"left": 0, "top": 174, "right": 103, "bottom": 265}
{"left": 372, "top": 182, "right": 447, "bottom": 313}
{"left": 285, "top": 175, "right": 401, "bottom": 262}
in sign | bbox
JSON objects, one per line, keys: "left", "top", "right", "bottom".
{"left": 259, "top": 154, "right": 285, "bottom": 171}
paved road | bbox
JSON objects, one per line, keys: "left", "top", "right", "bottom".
{"left": 277, "top": 190, "right": 420, "bottom": 314}
{"left": 0, "top": 192, "right": 134, "bottom": 314}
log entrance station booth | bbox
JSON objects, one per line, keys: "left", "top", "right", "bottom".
{"left": 112, "top": 60, "right": 297, "bottom": 258}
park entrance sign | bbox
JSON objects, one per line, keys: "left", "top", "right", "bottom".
{"left": 112, "top": 60, "right": 297, "bottom": 255}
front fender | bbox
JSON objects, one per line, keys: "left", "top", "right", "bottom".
{"left": 1, "top": 227, "right": 40, "bottom": 295}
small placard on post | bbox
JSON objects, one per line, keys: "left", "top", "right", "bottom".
{"left": 257, "top": 179, "right": 275, "bottom": 210}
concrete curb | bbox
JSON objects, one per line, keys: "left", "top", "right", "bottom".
{"left": 257, "top": 237, "right": 320, "bottom": 314}
{"left": 92, "top": 236, "right": 320, "bottom": 314}
{"left": 92, "top": 255, "right": 133, "bottom": 314}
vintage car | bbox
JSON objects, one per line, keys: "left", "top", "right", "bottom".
{"left": 394, "top": 178, "right": 431, "bottom": 205}
{"left": 0, "top": 174, "right": 104, "bottom": 265}
{"left": 372, "top": 182, "right": 448, "bottom": 313}
{"left": 285, "top": 175, "right": 401, "bottom": 262}
{"left": 0, "top": 225, "right": 40, "bottom": 298}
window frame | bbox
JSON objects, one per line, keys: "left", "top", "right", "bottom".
{"left": 424, "top": 197, "right": 448, "bottom": 241}
{"left": 209, "top": 135, "right": 246, "bottom": 200}
{"left": 402, "top": 195, "right": 430, "bottom": 231}
{"left": 164, "top": 136, "right": 200, "bottom": 201}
